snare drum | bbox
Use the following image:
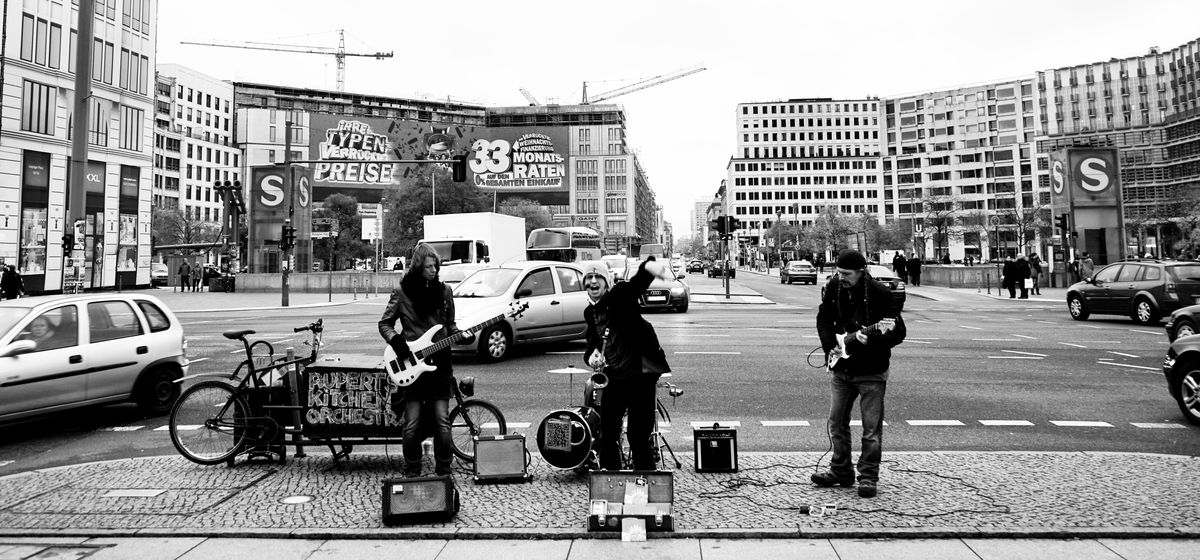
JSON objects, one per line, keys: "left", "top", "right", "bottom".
{"left": 536, "top": 407, "right": 601, "bottom": 470}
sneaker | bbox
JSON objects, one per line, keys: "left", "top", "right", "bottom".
{"left": 858, "top": 479, "right": 877, "bottom": 498}
{"left": 810, "top": 470, "right": 855, "bottom": 487}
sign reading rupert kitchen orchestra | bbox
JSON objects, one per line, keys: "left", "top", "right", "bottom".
{"left": 469, "top": 129, "right": 567, "bottom": 190}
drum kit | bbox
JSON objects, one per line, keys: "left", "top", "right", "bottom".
{"left": 535, "top": 365, "right": 606, "bottom": 470}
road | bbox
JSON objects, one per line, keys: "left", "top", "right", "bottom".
{"left": 1, "top": 271, "right": 1196, "bottom": 475}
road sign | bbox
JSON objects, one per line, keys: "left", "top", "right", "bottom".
{"left": 311, "top": 232, "right": 333, "bottom": 239}
{"left": 989, "top": 215, "right": 1001, "bottom": 226}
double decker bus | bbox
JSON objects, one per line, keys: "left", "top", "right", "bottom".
{"left": 526, "top": 226, "right": 603, "bottom": 262}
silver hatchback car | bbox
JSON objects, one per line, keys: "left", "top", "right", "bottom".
{"left": 0, "top": 293, "right": 189, "bottom": 422}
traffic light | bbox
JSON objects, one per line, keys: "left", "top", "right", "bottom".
{"left": 1054, "top": 213, "right": 1069, "bottom": 234}
{"left": 728, "top": 216, "right": 741, "bottom": 232}
{"left": 280, "top": 219, "right": 296, "bottom": 252}
{"left": 452, "top": 154, "right": 468, "bottom": 182}
{"left": 713, "top": 217, "right": 727, "bottom": 235}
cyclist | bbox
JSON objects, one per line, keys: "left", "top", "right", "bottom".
{"left": 379, "top": 243, "right": 473, "bottom": 477}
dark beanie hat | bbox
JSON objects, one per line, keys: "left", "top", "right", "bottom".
{"left": 835, "top": 249, "right": 867, "bottom": 270}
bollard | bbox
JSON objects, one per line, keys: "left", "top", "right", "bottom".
{"left": 353, "top": 277, "right": 357, "bottom": 301}
{"left": 285, "top": 348, "right": 306, "bottom": 458}
{"left": 985, "top": 272, "right": 991, "bottom": 295}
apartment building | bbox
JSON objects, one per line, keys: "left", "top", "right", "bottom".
{"left": 1, "top": 0, "right": 157, "bottom": 293}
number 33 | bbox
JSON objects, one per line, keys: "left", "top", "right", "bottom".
{"left": 470, "top": 139, "right": 511, "bottom": 174}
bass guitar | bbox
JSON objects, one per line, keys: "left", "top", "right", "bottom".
{"left": 829, "top": 318, "right": 897, "bottom": 369}
{"left": 383, "top": 302, "right": 529, "bottom": 386}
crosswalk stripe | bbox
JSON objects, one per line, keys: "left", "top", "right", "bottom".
{"left": 979, "top": 420, "right": 1035, "bottom": 426}
{"left": 689, "top": 421, "right": 741, "bottom": 428}
{"left": 1060, "top": 342, "right": 1087, "bottom": 348}
{"left": 906, "top": 420, "right": 964, "bottom": 426}
{"left": 100, "top": 426, "right": 145, "bottom": 432}
{"left": 850, "top": 420, "right": 888, "bottom": 427}
{"left": 1099, "top": 362, "right": 1160, "bottom": 371}
{"left": 1012, "top": 334, "right": 1036, "bottom": 339}
{"left": 760, "top": 420, "right": 810, "bottom": 427}
{"left": 959, "top": 325, "right": 983, "bottom": 330}
{"left": 1003, "top": 350, "right": 1048, "bottom": 357}
{"left": 1050, "top": 420, "right": 1113, "bottom": 427}
{"left": 988, "top": 356, "right": 1042, "bottom": 359}
{"left": 1130, "top": 422, "right": 1187, "bottom": 429}
{"left": 1107, "top": 351, "right": 1140, "bottom": 358}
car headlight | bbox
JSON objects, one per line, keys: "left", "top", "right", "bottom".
{"left": 670, "top": 286, "right": 685, "bottom": 296}
{"left": 895, "top": 282, "right": 906, "bottom": 291}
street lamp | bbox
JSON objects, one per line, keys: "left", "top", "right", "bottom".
{"left": 775, "top": 210, "right": 783, "bottom": 268}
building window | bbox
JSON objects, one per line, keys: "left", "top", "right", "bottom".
{"left": 21, "top": 80, "right": 56, "bottom": 135}
{"left": 120, "top": 106, "right": 143, "bottom": 151}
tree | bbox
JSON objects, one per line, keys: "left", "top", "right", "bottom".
{"left": 868, "top": 219, "right": 912, "bottom": 254}
{"left": 919, "top": 194, "right": 961, "bottom": 260}
{"left": 313, "top": 193, "right": 372, "bottom": 270}
{"left": 999, "top": 201, "right": 1051, "bottom": 254}
{"left": 383, "top": 165, "right": 491, "bottom": 257}
{"left": 1169, "top": 188, "right": 1200, "bottom": 258}
{"left": 151, "top": 207, "right": 219, "bottom": 246}
{"left": 497, "top": 197, "right": 553, "bottom": 238}
{"left": 807, "top": 206, "right": 856, "bottom": 255}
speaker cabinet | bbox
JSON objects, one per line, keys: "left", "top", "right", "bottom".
{"left": 473, "top": 434, "right": 533, "bottom": 484}
{"left": 381, "top": 475, "right": 459, "bottom": 526}
{"left": 693, "top": 424, "right": 738, "bottom": 473}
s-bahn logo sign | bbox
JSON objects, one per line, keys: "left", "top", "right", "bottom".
{"left": 1050, "top": 160, "right": 1065, "bottom": 195}
{"left": 469, "top": 133, "right": 566, "bottom": 189}
{"left": 1066, "top": 148, "right": 1120, "bottom": 208}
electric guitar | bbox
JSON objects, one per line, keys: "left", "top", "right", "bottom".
{"left": 383, "top": 302, "right": 529, "bottom": 386}
{"left": 829, "top": 318, "right": 897, "bottom": 369}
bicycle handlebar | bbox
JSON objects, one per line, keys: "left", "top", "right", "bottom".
{"left": 294, "top": 318, "right": 323, "bottom": 333}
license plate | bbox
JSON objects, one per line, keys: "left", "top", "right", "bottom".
{"left": 647, "top": 296, "right": 666, "bottom": 302}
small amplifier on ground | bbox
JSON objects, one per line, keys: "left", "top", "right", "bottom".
{"left": 473, "top": 433, "right": 533, "bottom": 484}
{"left": 693, "top": 423, "right": 738, "bottom": 473}
{"left": 381, "top": 475, "right": 459, "bottom": 526}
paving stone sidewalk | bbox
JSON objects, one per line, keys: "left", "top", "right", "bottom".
{"left": 0, "top": 451, "right": 1196, "bottom": 539}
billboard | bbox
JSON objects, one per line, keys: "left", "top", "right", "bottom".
{"left": 468, "top": 127, "right": 569, "bottom": 194}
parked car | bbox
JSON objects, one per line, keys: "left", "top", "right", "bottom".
{"left": 1067, "top": 260, "right": 1200, "bottom": 325}
{"left": 1166, "top": 304, "right": 1200, "bottom": 342}
{"left": 780, "top": 260, "right": 818, "bottom": 285}
{"left": 150, "top": 263, "right": 169, "bottom": 286}
{"left": 0, "top": 293, "right": 189, "bottom": 423}
{"left": 1162, "top": 333, "right": 1200, "bottom": 425}
{"left": 451, "top": 261, "right": 589, "bottom": 362}
{"left": 686, "top": 260, "right": 704, "bottom": 273}
{"left": 440, "top": 264, "right": 489, "bottom": 287}
{"left": 638, "top": 266, "right": 690, "bottom": 313}
{"left": 707, "top": 260, "right": 736, "bottom": 279}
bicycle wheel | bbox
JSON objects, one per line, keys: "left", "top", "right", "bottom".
{"left": 448, "top": 399, "right": 506, "bottom": 462}
{"left": 169, "top": 380, "right": 250, "bottom": 465}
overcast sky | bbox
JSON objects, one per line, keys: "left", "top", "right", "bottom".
{"left": 158, "top": 0, "right": 1200, "bottom": 239}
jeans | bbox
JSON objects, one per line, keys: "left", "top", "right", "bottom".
{"left": 599, "top": 376, "right": 658, "bottom": 470}
{"left": 402, "top": 398, "right": 452, "bottom": 476}
{"left": 827, "top": 375, "right": 886, "bottom": 482}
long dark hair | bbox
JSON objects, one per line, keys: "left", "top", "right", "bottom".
{"left": 401, "top": 243, "right": 446, "bottom": 316}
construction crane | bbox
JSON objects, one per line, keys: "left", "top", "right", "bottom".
{"left": 582, "top": 65, "right": 706, "bottom": 104}
{"left": 181, "top": 29, "right": 393, "bottom": 92}
{"left": 519, "top": 88, "right": 541, "bottom": 106}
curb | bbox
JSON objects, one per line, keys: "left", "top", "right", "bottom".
{"left": 172, "top": 300, "right": 359, "bottom": 314}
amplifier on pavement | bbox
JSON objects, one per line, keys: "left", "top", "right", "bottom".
{"left": 381, "top": 475, "right": 459, "bottom": 526}
{"left": 693, "top": 423, "right": 738, "bottom": 473}
{"left": 473, "top": 433, "right": 533, "bottom": 484}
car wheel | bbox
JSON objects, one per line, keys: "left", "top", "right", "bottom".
{"left": 1175, "top": 319, "right": 1197, "bottom": 340}
{"left": 1067, "top": 294, "right": 1089, "bottom": 320}
{"left": 676, "top": 298, "right": 689, "bottom": 313}
{"left": 135, "top": 366, "right": 181, "bottom": 416}
{"left": 477, "top": 324, "right": 512, "bottom": 362}
{"left": 1132, "top": 297, "right": 1160, "bottom": 325}
{"left": 1172, "top": 359, "right": 1200, "bottom": 425}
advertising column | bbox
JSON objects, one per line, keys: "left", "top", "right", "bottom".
{"left": 247, "top": 165, "right": 312, "bottom": 274}
{"left": 1065, "top": 148, "right": 1124, "bottom": 265}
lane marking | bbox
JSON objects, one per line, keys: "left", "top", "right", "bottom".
{"left": 187, "top": 357, "right": 209, "bottom": 365}
{"left": 1130, "top": 422, "right": 1187, "bottom": 429}
{"left": 674, "top": 351, "right": 741, "bottom": 355}
{"left": 906, "top": 420, "right": 964, "bottom": 426}
{"left": 690, "top": 421, "right": 742, "bottom": 428}
{"left": 0, "top": 460, "right": 14, "bottom": 467}
{"left": 1059, "top": 342, "right": 1087, "bottom": 348}
{"left": 748, "top": 327, "right": 785, "bottom": 332}
{"left": 908, "top": 337, "right": 940, "bottom": 340}
{"left": 1099, "top": 358, "right": 1114, "bottom": 361}
{"left": 1100, "top": 362, "right": 1160, "bottom": 371}
{"left": 1012, "top": 334, "right": 1036, "bottom": 340}
{"left": 1037, "top": 320, "right": 1056, "bottom": 325}
{"left": 1130, "top": 329, "right": 1162, "bottom": 336}
{"left": 973, "top": 338, "right": 1021, "bottom": 342}
{"left": 914, "top": 320, "right": 937, "bottom": 324}
{"left": 907, "top": 340, "right": 932, "bottom": 344}
{"left": 1107, "top": 351, "right": 1140, "bottom": 358}
{"left": 156, "top": 425, "right": 201, "bottom": 431}
{"left": 1078, "top": 341, "right": 1122, "bottom": 344}
{"left": 760, "top": 420, "right": 810, "bottom": 427}
{"left": 1003, "top": 350, "right": 1047, "bottom": 357}
{"left": 850, "top": 420, "right": 888, "bottom": 426}
{"left": 987, "top": 356, "right": 1042, "bottom": 359}
{"left": 979, "top": 420, "right": 1034, "bottom": 426}
{"left": 1050, "top": 420, "right": 1113, "bottom": 427}
{"left": 100, "top": 426, "right": 145, "bottom": 432}
{"left": 680, "top": 334, "right": 730, "bottom": 338}
{"left": 959, "top": 325, "right": 983, "bottom": 330}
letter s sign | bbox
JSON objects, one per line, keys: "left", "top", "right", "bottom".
{"left": 259, "top": 174, "right": 285, "bottom": 207}
{"left": 1051, "top": 160, "right": 1064, "bottom": 195}
{"left": 1078, "top": 157, "right": 1110, "bottom": 193}
{"left": 296, "top": 175, "right": 310, "bottom": 208}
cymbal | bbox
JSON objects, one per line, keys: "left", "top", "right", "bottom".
{"left": 548, "top": 366, "right": 590, "bottom": 375}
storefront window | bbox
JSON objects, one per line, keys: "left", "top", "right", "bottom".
{"left": 117, "top": 213, "right": 136, "bottom": 271}
{"left": 19, "top": 208, "right": 47, "bottom": 274}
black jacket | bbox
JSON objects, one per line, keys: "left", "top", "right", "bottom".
{"left": 378, "top": 278, "right": 461, "bottom": 400}
{"left": 907, "top": 259, "right": 922, "bottom": 274}
{"left": 817, "top": 275, "right": 906, "bottom": 377}
{"left": 584, "top": 262, "right": 670, "bottom": 380}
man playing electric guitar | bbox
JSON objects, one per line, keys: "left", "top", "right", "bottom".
{"left": 378, "top": 243, "right": 474, "bottom": 477}
{"left": 813, "top": 249, "right": 906, "bottom": 498}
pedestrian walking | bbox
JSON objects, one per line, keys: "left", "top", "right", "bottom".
{"left": 1028, "top": 254, "right": 1043, "bottom": 295}
{"left": 1002, "top": 255, "right": 1017, "bottom": 298}
{"left": 378, "top": 243, "right": 474, "bottom": 477}
{"left": 813, "top": 249, "right": 907, "bottom": 498}
{"left": 584, "top": 256, "right": 672, "bottom": 471}
{"left": 1078, "top": 252, "right": 1095, "bottom": 281}
{"left": 965, "top": 255, "right": 974, "bottom": 267}
{"left": 1015, "top": 254, "right": 1031, "bottom": 299}
{"left": 941, "top": 254, "right": 951, "bottom": 265}
{"left": 177, "top": 261, "right": 192, "bottom": 292}
{"left": 892, "top": 251, "right": 909, "bottom": 283}
{"left": 907, "top": 257, "right": 922, "bottom": 287}
{"left": 1, "top": 265, "right": 25, "bottom": 300}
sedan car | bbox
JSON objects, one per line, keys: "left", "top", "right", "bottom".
{"left": 1166, "top": 304, "right": 1200, "bottom": 342}
{"left": 686, "top": 260, "right": 704, "bottom": 273}
{"left": 151, "top": 263, "right": 169, "bottom": 286}
{"left": 1162, "top": 333, "right": 1200, "bottom": 425}
{"left": 451, "top": 261, "right": 589, "bottom": 362}
{"left": 707, "top": 260, "right": 736, "bottom": 279}
{"left": 1067, "top": 260, "right": 1200, "bottom": 325}
{"left": 781, "top": 260, "right": 818, "bottom": 285}
{"left": 638, "top": 267, "right": 690, "bottom": 313}
{"left": 820, "top": 265, "right": 906, "bottom": 310}
{"left": 0, "top": 293, "right": 188, "bottom": 423}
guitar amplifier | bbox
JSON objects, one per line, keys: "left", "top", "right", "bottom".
{"left": 473, "top": 434, "right": 533, "bottom": 484}
{"left": 693, "top": 423, "right": 738, "bottom": 473}
{"left": 380, "top": 475, "right": 459, "bottom": 526}
{"left": 587, "top": 470, "right": 673, "bottom": 532}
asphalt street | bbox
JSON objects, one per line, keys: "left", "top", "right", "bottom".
{"left": 0, "top": 273, "right": 1196, "bottom": 477}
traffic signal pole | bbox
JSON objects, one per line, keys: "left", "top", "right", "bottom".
{"left": 282, "top": 121, "right": 294, "bottom": 307}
